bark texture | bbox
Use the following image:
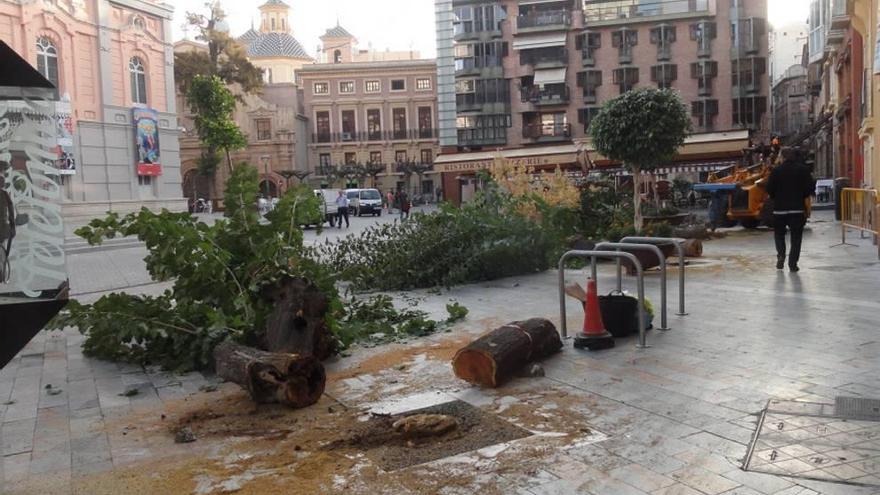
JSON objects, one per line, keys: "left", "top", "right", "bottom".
{"left": 263, "top": 277, "right": 335, "bottom": 360}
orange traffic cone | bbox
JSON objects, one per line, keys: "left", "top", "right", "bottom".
{"left": 573, "top": 278, "right": 615, "bottom": 350}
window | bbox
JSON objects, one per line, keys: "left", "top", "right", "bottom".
{"left": 392, "top": 108, "right": 407, "bottom": 139}
{"left": 256, "top": 119, "right": 272, "bottom": 141}
{"left": 578, "top": 107, "right": 601, "bottom": 133}
{"left": 457, "top": 116, "right": 476, "bottom": 129}
{"left": 129, "top": 57, "right": 147, "bottom": 105}
{"left": 650, "top": 64, "right": 677, "bottom": 89}
{"left": 613, "top": 68, "right": 639, "bottom": 93}
{"left": 577, "top": 70, "right": 602, "bottom": 103}
{"left": 577, "top": 32, "right": 602, "bottom": 66}
{"left": 732, "top": 57, "right": 766, "bottom": 90}
{"left": 132, "top": 15, "right": 146, "bottom": 30}
{"left": 391, "top": 79, "right": 406, "bottom": 91}
{"left": 367, "top": 109, "right": 382, "bottom": 140}
{"left": 418, "top": 107, "right": 433, "bottom": 138}
{"left": 691, "top": 100, "right": 719, "bottom": 129}
{"left": 420, "top": 149, "right": 433, "bottom": 164}
{"left": 650, "top": 25, "right": 676, "bottom": 61}
{"left": 36, "top": 37, "right": 59, "bottom": 88}
{"left": 319, "top": 153, "right": 331, "bottom": 167}
{"left": 341, "top": 110, "right": 356, "bottom": 137}
{"left": 339, "top": 81, "right": 355, "bottom": 94}
{"left": 365, "top": 80, "right": 380, "bottom": 93}
{"left": 370, "top": 151, "right": 383, "bottom": 164}
{"left": 732, "top": 96, "right": 768, "bottom": 128}
{"left": 138, "top": 175, "right": 152, "bottom": 186}
{"left": 457, "top": 114, "right": 511, "bottom": 145}
{"left": 264, "top": 68, "right": 273, "bottom": 84}
{"left": 395, "top": 150, "right": 408, "bottom": 163}
{"left": 691, "top": 61, "right": 718, "bottom": 95}
{"left": 456, "top": 79, "right": 476, "bottom": 94}
{"left": 344, "top": 152, "right": 357, "bottom": 164}
{"left": 315, "top": 111, "right": 330, "bottom": 142}
{"left": 334, "top": 50, "right": 342, "bottom": 63}
{"left": 416, "top": 78, "right": 432, "bottom": 90}
{"left": 733, "top": 17, "right": 766, "bottom": 54}
{"left": 690, "top": 21, "right": 717, "bottom": 56}
{"left": 271, "top": 17, "right": 276, "bottom": 30}
{"left": 314, "top": 82, "right": 329, "bottom": 94}
{"left": 611, "top": 28, "right": 638, "bottom": 63}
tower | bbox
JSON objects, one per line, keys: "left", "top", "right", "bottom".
{"left": 259, "top": 0, "right": 291, "bottom": 34}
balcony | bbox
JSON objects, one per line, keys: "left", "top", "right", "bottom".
{"left": 520, "top": 48, "right": 569, "bottom": 68}
{"left": 516, "top": 11, "right": 571, "bottom": 32}
{"left": 521, "top": 85, "right": 570, "bottom": 105}
{"left": 830, "top": 0, "right": 853, "bottom": 30}
{"left": 522, "top": 123, "right": 572, "bottom": 141}
{"left": 584, "top": 0, "right": 712, "bottom": 26}
{"left": 455, "top": 56, "right": 504, "bottom": 76}
{"left": 310, "top": 129, "right": 437, "bottom": 145}
{"left": 457, "top": 128, "right": 507, "bottom": 147}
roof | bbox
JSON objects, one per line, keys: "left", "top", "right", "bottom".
{"left": 239, "top": 31, "right": 312, "bottom": 60}
{"left": 259, "top": 0, "right": 289, "bottom": 8}
{"left": 322, "top": 24, "right": 354, "bottom": 38}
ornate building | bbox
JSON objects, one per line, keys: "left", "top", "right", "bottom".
{"left": 238, "top": 0, "right": 313, "bottom": 84}
{"left": 0, "top": 0, "right": 185, "bottom": 233}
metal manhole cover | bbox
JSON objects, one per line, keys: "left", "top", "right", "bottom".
{"left": 836, "top": 397, "right": 880, "bottom": 421}
{"left": 744, "top": 400, "right": 880, "bottom": 487}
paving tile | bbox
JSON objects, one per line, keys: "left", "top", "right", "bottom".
{"left": 669, "top": 466, "right": 742, "bottom": 495}
{"left": 609, "top": 463, "right": 676, "bottom": 492}
{"left": 650, "top": 483, "right": 705, "bottom": 495}
{"left": 720, "top": 468, "right": 794, "bottom": 494}
{"left": 1, "top": 418, "right": 35, "bottom": 456}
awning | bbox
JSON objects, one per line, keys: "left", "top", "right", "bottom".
{"left": 602, "top": 161, "right": 739, "bottom": 176}
{"left": 533, "top": 68, "right": 567, "bottom": 86}
{"left": 519, "top": 0, "right": 569, "bottom": 5}
{"left": 513, "top": 33, "right": 567, "bottom": 50}
{"left": 435, "top": 144, "right": 580, "bottom": 173}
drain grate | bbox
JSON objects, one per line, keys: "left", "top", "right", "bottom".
{"left": 835, "top": 397, "right": 880, "bottom": 421}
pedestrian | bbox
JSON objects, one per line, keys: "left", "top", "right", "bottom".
{"left": 399, "top": 190, "right": 410, "bottom": 220}
{"left": 766, "top": 147, "right": 814, "bottom": 272}
{"left": 335, "top": 190, "right": 350, "bottom": 229}
{"left": 386, "top": 190, "right": 394, "bottom": 214}
{"left": 0, "top": 174, "right": 17, "bottom": 283}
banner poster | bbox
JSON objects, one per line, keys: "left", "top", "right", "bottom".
{"left": 133, "top": 107, "right": 161, "bottom": 176}
{"left": 55, "top": 99, "right": 76, "bottom": 175}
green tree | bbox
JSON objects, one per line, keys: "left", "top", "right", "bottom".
{"left": 186, "top": 75, "right": 247, "bottom": 173}
{"left": 590, "top": 88, "right": 691, "bottom": 232}
{"left": 175, "top": 1, "right": 264, "bottom": 95}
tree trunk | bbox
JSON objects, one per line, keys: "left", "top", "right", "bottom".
{"left": 633, "top": 168, "right": 643, "bottom": 233}
{"left": 681, "top": 239, "right": 703, "bottom": 257}
{"left": 225, "top": 148, "right": 233, "bottom": 175}
{"left": 263, "top": 277, "right": 335, "bottom": 361}
{"left": 452, "top": 318, "right": 562, "bottom": 388}
{"left": 214, "top": 341, "right": 326, "bottom": 408}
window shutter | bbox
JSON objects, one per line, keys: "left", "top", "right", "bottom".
{"left": 575, "top": 34, "right": 584, "bottom": 50}
{"left": 576, "top": 71, "right": 586, "bottom": 87}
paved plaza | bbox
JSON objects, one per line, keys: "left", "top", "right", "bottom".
{"left": 2, "top": 211, "right": 880, "bottom": 494}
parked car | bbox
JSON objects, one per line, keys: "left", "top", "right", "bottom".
{"left": 315, "top": 189, "right": 342, "bottom": 227}
{"left": 345, "top": 188, "right": 383, "bottom": 216}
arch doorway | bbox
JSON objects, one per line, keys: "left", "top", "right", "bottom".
{"left": 259, "top": 180, "right": 279, "bottom": 198}
{"left": 182, "top": 169, "right": 212, "bottom": 208}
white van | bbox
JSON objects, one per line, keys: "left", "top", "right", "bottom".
{"left": 345, "top": 188, "right": 383, "bottom": 216}
{"left": 315, "top": 189, "right": 342, "bottom": 226}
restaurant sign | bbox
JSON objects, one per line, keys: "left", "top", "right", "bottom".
{"left": 436, "top": 153, "right": 579, "bottom": 173}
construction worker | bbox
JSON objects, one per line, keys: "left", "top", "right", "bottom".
{"left": 766, "top": 147, "right": 814, "bottom": 272}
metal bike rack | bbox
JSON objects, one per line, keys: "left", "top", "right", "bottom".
{"left": 558, "top": 250, "right": 650, "bottom": 349}
{"left": 621, "top": 237, "right": 687, "bottom": 316}
{"left": 595, "top": 243, "right": 669, "bottom": 332}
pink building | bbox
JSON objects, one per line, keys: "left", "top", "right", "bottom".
{"left": 1, "top": 0, "right": 185, "bottom": 231}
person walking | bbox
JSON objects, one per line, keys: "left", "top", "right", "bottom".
{"left": 399, "top": 190, "right": 410, "bottom": 221}
{"left": 766, "top": 147, "right": 814, "bottom": 272}
{"left": 386, "top": 190, "right": 394, "bottom": 214}
{"left": 335, "top": 190, "right": 350, "bottom": 229}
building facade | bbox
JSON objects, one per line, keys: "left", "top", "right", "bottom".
{"left": 238, "top": 0, "right": 314, "bottom": 84}
{"left": 435, "top": 0, "right": 770, "bottom": 204}
{"left": 1, "top": 0, "right": 185, "bottom": 233}
{"left": 772, "top": 64, "right": 810, "bottom": 139}
{"left": 299, "top": 59, "right": 440, "bottom": 196}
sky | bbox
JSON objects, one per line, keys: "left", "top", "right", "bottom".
{"left": 171, "top": 0, "right": 810, "bottom": 59}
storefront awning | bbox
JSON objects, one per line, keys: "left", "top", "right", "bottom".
{"left": 435, "top": 144, "right": 580, "bottom": 173}
{"left": 519, "top": 0, "right": 569, "bottom": 5}
{"left": 512, "top": 33, "right": 567, "bottom": 50}
{"left": 534, "top": 68, "right": 567, "bottom": 86}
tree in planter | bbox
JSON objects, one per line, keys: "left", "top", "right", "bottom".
{"left": 364, "top": 162, "right": 386, "bottom": 188}
{"left": 589, "top": 88, "right": 691, "bottom": 232}
{"left": 186, "top": 75, "right": 247, "bottom": 174}
{"left": 396, "top": 158, "right": 432, "bottom": 195}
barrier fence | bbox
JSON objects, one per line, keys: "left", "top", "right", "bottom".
{"left": 837, "top": 188, "right": 880, "bottom": 259}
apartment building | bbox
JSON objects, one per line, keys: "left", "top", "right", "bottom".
{"left": 435, "top": 0, "right": 769, "bottom": 204}
{"left": 299, "top": 59, "right": 440, "bottom": 195}
{"left": 772, "top": 64, "right": 810, "bottom": 139}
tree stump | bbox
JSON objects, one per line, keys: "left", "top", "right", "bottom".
{"left": 681, "top": 239, "right": 703, "bottom": 257}
{"left": 214, "top": 341, "right": 326, "bottom": 408}
{"left": 263, "top": 277, "right": 335, "bottom": 360}
{"left": 452, "top": 318, "right": 562, "bottom": 388}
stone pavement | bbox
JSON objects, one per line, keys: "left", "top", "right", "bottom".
{"left": 2, "top": 210, "right": 880, "bottom": 494}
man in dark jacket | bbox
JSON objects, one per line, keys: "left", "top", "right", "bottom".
{"left": 765, "top": 148, "right": 815, "bottom": 272}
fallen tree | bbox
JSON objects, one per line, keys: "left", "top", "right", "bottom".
{"left": 452, "top": 318, "right": 562, "bottom": 388}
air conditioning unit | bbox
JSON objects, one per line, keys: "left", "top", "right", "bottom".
{"left": 341, "top": 132, "right": 353, "bottom": 141}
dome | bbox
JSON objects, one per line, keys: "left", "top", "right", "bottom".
{"left": 239, "top": 31, "right": 312, "bottom": 60}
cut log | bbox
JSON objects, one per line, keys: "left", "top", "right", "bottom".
{"left": 263, "top": 277, "right": 335, "bottom": 360}
{"left": 214, "top": 341, "right": 326, "bottom": 408}
{"left": 680, "top": 239, "right": 703, "bottom": 258}
{"left": 452, "top": 318, "right": 562, "bottom": 388}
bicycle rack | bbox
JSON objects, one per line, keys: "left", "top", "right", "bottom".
{"left": 621, "top": 236, "right": 688, "bottom": 316}
{"left": 558, "top": 250, "right": 650, "bottom": 349}
{"left": 595, "top": 242, "right": 669, "bottom": 332}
